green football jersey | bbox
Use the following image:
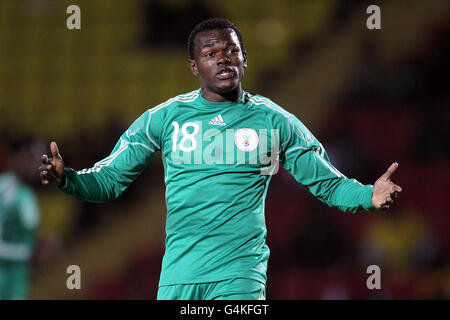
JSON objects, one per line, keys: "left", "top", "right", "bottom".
{"left": 0, "top": 172, "right": 40, "bottom": 299}
{"left": 59, "top": 89, "right": 375, "bottom": 286}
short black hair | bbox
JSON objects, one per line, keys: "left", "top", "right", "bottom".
{"left": 187, "top": 17, "right": 244, "bottom": 59}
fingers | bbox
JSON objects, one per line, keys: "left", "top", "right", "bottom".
{"left": 380, "top": 186, "right": 401, "bottom": 210}
{"left": 381, "top": 196, "right": 392, "bottom": 210}
{"left": 378, "top": 195, "right": 393, "bottom": 211}
{"left": 373, "top": 182, "right": 402, "bottom": 210}
{"left": 381, "top": 162, "right": 398, "bottom": 181}
{"left": 40, "top": 142, "right": 63, "bottom": 187}
{"left": 373, "top": 164, "right": 403, "bottom": 210}
{"left": 39, "top": 160, "right": 59, "bottom": 186}
{"left": 41, "top": 154, "right": 49, "bottom": 164}
{"left": 386, "top": 181, "right": 402, "bottom": 193}
{"left": 40, "top": 174, "right": 50, "bottom": 186}
{"left": 389, "top": 181, "right": 402, "bottom": 197}
{"left": 40, "top": 156, "right": 53, "bottom": 183}
{"left": 39, "top": 163, "right": 51, "bottom": 185}
{"left": 39, "top": 163, "right": 53, "bottom": 173}
{"left": 50, "top": 141, "right": 62, "bottom": 160}
{"left": 40, "top": 170, "right": 49, "bottom": 182}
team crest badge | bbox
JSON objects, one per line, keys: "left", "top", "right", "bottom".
{"left": 234, "top": 128, "right": 259, "bottom": 152}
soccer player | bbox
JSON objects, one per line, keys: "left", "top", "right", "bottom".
{"left": 39, "top": 18, "right": 402, "bottom": 300}
{"left": 1, "top": 136, "right": 41, "bottom": 299}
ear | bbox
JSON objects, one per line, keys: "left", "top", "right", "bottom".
{"left": 189, "top": 59, "right": 199, "bottom": 76}
{"left": 243, "top": 51, "right": 248, "bottom": 68}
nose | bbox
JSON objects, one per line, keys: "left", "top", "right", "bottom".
{"left": 217, "top": 51, "right": 231, "bottom": 65}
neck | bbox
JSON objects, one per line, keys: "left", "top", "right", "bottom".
{"left": 200, "top": 85, "right": 242, "bottom": 102}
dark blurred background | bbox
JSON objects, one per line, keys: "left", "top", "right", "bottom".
{"left": 0, "top": 0, "right": 448, "bottom": 299}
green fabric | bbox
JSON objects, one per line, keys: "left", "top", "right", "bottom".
{"left": 0, "top": 261, "right": 29, "bottom": 299}
{"left": 0, "top": 172, "right": 40, "bottom": 299}
{"left": 59, "top": 89, "right": 376, "bottom": 287}
{"left": 157, "top": 277, "right": 266, "bottom": 300}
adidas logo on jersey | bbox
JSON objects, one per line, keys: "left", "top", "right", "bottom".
{"left": 208, "top": 114, "right": 226, "bottom": 126}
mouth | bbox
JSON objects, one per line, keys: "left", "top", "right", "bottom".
{"left": 216, "top": 67, "right": 236, "bottom": 80}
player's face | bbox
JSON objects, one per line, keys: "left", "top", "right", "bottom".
{"left": 189, "top": 28, "right": 247, "bottom": 96}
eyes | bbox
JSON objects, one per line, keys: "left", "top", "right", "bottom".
{"left": 203, "top": 47, "right": 239, "bottom": 58}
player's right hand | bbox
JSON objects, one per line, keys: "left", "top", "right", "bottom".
{"left": 39, "top": 141, "right": 65, "bottom": 187}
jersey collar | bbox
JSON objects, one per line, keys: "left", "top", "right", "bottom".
{"left": 197, "top": 88, "right": 246, "bottom": 108}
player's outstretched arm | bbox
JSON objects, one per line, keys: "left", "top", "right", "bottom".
{"left": 371, "top": 162, "right": 402, "bottom": 210}
{"left": 280, "top": 114, "right": 404, "bottom": 213}
{"left": 39, "top": 141, "right": 65, "bottom": 187}
{"left": 38, "top": 111, "right": 158, "bottom": 203}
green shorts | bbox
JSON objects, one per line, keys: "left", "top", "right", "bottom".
{"left": 157, "top": 277, "right": 266, "bottom": 300}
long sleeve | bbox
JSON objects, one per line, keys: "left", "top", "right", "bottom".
{"left": 280, "top": 115, "right": 376, "bottom": 213}
{"left": 58, "top": 110, "right": 159, "bottom": 203}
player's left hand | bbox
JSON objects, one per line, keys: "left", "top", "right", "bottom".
{"left": 372, "top": 162, "right": 402, "bottom": 210}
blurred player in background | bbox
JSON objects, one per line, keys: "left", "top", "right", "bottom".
{"left": 0, "top": 135, "right": 43, "bottom": 299}
{"left": 39, "top": 18, "right": 402, "bottom": 300}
